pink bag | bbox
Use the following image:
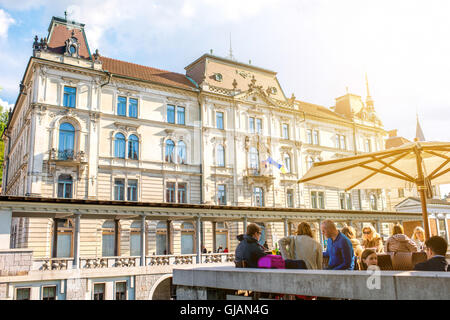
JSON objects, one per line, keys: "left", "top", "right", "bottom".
{"left": 258, "top": 255, "right": 285, "bottom": 269}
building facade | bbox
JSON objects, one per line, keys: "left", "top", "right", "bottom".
{"left": 2, "top": 16, "right": 414, "bottom": 259}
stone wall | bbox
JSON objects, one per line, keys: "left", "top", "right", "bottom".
{"left": 0, "top": 249, "right": 33, "bottom": 276}
{"left": 135, "top": 273, "right": 170, "bottom": 300}
{"left": 66, "top": 277, "right": 87, "bottom": 300}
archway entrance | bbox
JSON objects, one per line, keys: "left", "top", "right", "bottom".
{"left": 149, "top": 275, "right": 176, "bottom": 300}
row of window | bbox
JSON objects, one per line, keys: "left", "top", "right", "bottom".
{"left": 15, "top": 282, "right": 128, "bottom": 300}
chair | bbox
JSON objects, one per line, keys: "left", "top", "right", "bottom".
{"left": 411, "top": 251, "right": 427, "bottom": 267}
{"left": 377, "top": 253, "right": 393, "bottom": 270}
{"left": 390, "top": 252, "right": 413, "bottom": 270}
{"left": 235, "top": 260, "right": 248, "bottom": 268}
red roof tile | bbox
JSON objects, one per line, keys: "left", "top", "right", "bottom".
{"left": 48, "top": 24, "right": 90, "bottom": 59}
{"left": 100, "top": 56, "right": 197, "bottom": 90}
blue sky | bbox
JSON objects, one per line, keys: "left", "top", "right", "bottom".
{"left": 1, "top": 0, "right": 450, "bottom": 195}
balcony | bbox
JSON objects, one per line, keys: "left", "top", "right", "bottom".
{"left": 244, "top": 168, "right": 275, "bottom": 186}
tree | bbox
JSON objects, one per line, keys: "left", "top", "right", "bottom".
{"left": 0, "top": 104, "right": 10, "bottom": 186}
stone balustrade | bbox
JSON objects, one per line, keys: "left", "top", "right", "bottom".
{"left": 32, "top": 253, "right": 235, "bottom": 271}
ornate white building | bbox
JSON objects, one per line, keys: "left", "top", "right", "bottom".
{"left": 3, "top": 16, "right": 395, "bottom": 258}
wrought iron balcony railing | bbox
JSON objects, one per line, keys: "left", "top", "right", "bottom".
{"left": 58, "top": 149, "right": 74, "bottom": 160}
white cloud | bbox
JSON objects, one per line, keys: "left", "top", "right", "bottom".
{"left": 0, "top": 9, "right": 15, "bottom": 38}
{"left": 0, "top": 97, "right": 14, "bottom": 112}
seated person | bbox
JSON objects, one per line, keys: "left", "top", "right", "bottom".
{"left": 414, "top": 236, "right": 449, "bottom": 272}
{"left": 361, "top": 225, "right": 384, "bottom": 253}
{"left": 342, "top": 226, "right": 363, "bottom": 258}
{"left": 360, "top": 249, "right": 378, "bottom": 270}
{"left": 321, "top": 220, "right": 354, "bottom": 270}
{"left": 385, "top": 224, "right": 418, "bottom": 253}
{"left": 278, "top": 222, "right": 322, "bottom": 269}
{"left": 235, "top": 223, "right": 267, "bottom": 268}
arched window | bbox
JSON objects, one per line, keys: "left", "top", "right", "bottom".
{"left": 57, "top": 175, "right": 73, "bottom": 199}
{"left": 128, "top": 134, "right": 139, "bottom": 160}
{"left": 58, "top": 122, "right": 75, "bottom": 160}
{"left": 130, "top": 221, "right": 142, "bottom": 256}
{"left": 249, "top": 147, "right": 259, "bottom": 169}
{"left": 284, "top": 154, "right": 291, "bottom": 173}
{"left": 216, "top": 145, "right": 225, "bottom": 167}
{"left": 178, "top": 141, "right": 187, "bottom": 164}
{"left": 102, "top": 221, "right": 117, "bottom": 257}
{"left": 114, "top": 133, "right": 126, "bottom": 158}
{"left": 165, "top": 139, "right": 175, "bottom": 163}
{"left": 181, "top": 222, "right": 194, "bottom": 254}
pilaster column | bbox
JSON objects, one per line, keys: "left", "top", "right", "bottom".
{"left": 140, "top": 215, "right": 146, "bottom": 266}
{"left": 73, "top": 214, "right": 81, "bottom": 269}
{"left": 196, "top": 217, "right": 201, "bottom": 263}
{"left": 166, "top": 220, "right": 172, "bottom": 255}
{"left": 284, "top": 218, "right": 289, "bottom": 237}
{"left": 52, "top": 218, "right": 58, "bottom": 258}
{"left": 212, "top": 221, "right": 217, "bottom": 253}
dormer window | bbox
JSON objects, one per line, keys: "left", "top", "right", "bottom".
{"left": 65, "top": 35, "right": 80, "bottom": 58}
{"left": 214, "top": 73, "right": 223, "bottom": 82}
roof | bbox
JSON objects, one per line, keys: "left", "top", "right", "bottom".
{"left": 100, "top": 56, "right": 198, "bottom": 91}
{"left": 386, "top": 136, "right": 411, "bottom": 149}
{"left": 297, "top": 100, "right": 348, "bottom": 122}
{"left": 47, "top": 22, "right": 91, "bottom": 59}
{"left": 396, "top": 197, "right": 450, "bottom": 207}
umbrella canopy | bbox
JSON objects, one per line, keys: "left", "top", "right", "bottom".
{"left": 298, "top": 141, "right": 450, "bottom": 239}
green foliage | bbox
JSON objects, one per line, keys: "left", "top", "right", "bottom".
{"left": 0, "top": 104, "right": 10, "bottom": 186}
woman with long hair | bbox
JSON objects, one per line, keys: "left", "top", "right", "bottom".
{"left": 361, "top": 225, "right": 384, "bottom": 253}
{"left": 411, "top": 226, "right": 425, "bottom": 251}
{"left": 342, "top": 226, "right": 363, "bottom": 257}
{"left": 360, "top": 249, "right": 378, "bottom": 270}
{"left": 385, "top": 224, "right": 418, "bottom": 253}
{"left": 278, "top": 222, "right": 323, "bottom": 269}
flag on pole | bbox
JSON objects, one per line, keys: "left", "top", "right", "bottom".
{"left": 263, "top": 156, "right": 287, "bottom": 173}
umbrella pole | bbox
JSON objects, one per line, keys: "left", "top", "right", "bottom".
{"left": 414, "top": 145, "right": 431, "bottom": 240}
{"left": 417, "top": 183, "right": 431, "bottom": 240}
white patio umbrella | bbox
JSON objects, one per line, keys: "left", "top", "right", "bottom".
{"left": 298, "top": 141, "right": 450, "bottom": 240}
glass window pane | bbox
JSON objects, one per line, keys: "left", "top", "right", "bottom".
{"left": 43, "top": 287, "right": 56, "bottom": 300}
{"left": 114, "top": 179, "right": 125, "bottom": 200}
{"left": 165, "top": 140, "right": 175, "bottom": 162}
{"left": 218, "top": 185, "right": 226, "bottom": 205}
{"left": 115, "top": 133, "right": 126, "bottom": 158}
{"left": 94, "top": 284, "right": 105, "bottom": 300}
{"left": 167, "top": 105, "right": 175, "bottom": 123}
{"left": 63, "top": 86, "right": 76, "bottom": 108}
{"left": 16, "top": 288, "right": 30, "bottom": 300}
{"left": 216, "top": 112, "right": 224, "bottom": 129}
{"left": 102, "top": 234, "right": 115, "bottom": 257}
{"left": 56, "top": 234, "right": 72, "bottom": 258}
{"left": 166, "top": 182, "right": 175, "bottom": 202}
{"left": 256, "top": 119, "right": 262, "bottom": 134}
{"left": 128, "top": 98, "right": 138, "bottom": 118}
{"left": 178, "top": 183, "right": 187, "bottom": 203}
{"left": 128, "top": 135, "right": 139, "bottom": 160}
{"left": 178, "top": 141, "right": 186, "bottom": 164}
{"left": 117, "top": 96, "right": 127, "bottom": 116}
{"left": 249, "top": 117, "right": 255, "bottom": 133}
{"left": 217, "top": 145, "right": 224, "bottom": 167}
{"left": 116, "top": 282, "right": 126, "bottom": 300}
{"left": 130, "top": 233, "right": 141, "bottom": 256}
{"left": 216, "top": 234, "right": 227, "bottom": 250}
{"left": 127, "top": 180, "right": 138, "bottom": 201}
{"left": 177, "top": 106, "right": 185, "bottom": 125}
{"left": 156, "top": 233, "right": 167, "bottom": 255}
{"left": 181, "top": 234, "right": 194, "bottom": 254}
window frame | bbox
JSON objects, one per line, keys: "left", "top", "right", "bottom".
{"left": 217, "top": 184, "right": 227, "bottom": 205}
{"left": 286, "top": 189, "right": 294, "bottom": 208}
{"left": 167, "top": 105, "right": 176, "bottom": 124}
{"left": 177, "top": 182, "right": 187, "bottom": 204}
{"left": 93, "top": 283, "right": 106, "bottom": 301}
{"left": 216, "top": 144, "right": 225, "bottom": 167}
{"left": 166, "top": 182, "right": 176, "bottom": 203}
{"left": 15, "top": 287, "right": 31, "bottom": 300}
{"left": 117, "top": 96, "right": 127, "bottom": 117}
{"left": 282, "top": 123, "right": 289, "bottom": 140}
{"left": 63, "top": 86, "right": 76, "bottom": 108}
{"left": 253, "top": 186, "right": 265, "bottom": 207}
{"left": 115, "top": 281, "right": 127, "bottom": 301}
{"left": 127, "top": 179, "right": 138, "bottom": 202}
{"left": 114, "top": 178, "right": 125, "bottom": 201}
{"left": 42, "top": 286, "right": 57, "bottom": 301}
{"left": 216, "top": 111, "right": 224, "bottom": 130}
{"left": 127, "top": 134, "right": 139, "bottom": 160}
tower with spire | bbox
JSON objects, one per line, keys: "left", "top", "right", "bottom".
{"left": 365, "top": 73, "right": 374, "bottom": 111}
{"left": 415, "top": 113, "right": 426, "bottom": 141}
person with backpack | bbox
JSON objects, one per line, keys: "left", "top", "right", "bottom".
{"left": 235, "top": 223, "right": 267, "bottom": 268}
{"left": 414, "top": 236, "right": 449, "bottom": 272}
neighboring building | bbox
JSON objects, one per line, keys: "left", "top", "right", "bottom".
{"left": 3, "top": 16, "right": 390, "bottom": 258}
{"left": 395, "top": 197, "right": 450, "bottom": 243}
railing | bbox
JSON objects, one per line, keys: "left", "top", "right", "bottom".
{"left": 33, "top": 258, "right": 74, "bottom": 271}
{"left": 33, "top": 253, "right": 235, "bottom": 271}
{"left": 58, "top": 149, "right": 75, "bottom": 160}
{"left": 201, "top": 253, "right": 235, "bottom": 264}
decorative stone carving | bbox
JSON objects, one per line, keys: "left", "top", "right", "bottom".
{"left": 64, "top": 30, "right": 80, "bottom": 58}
